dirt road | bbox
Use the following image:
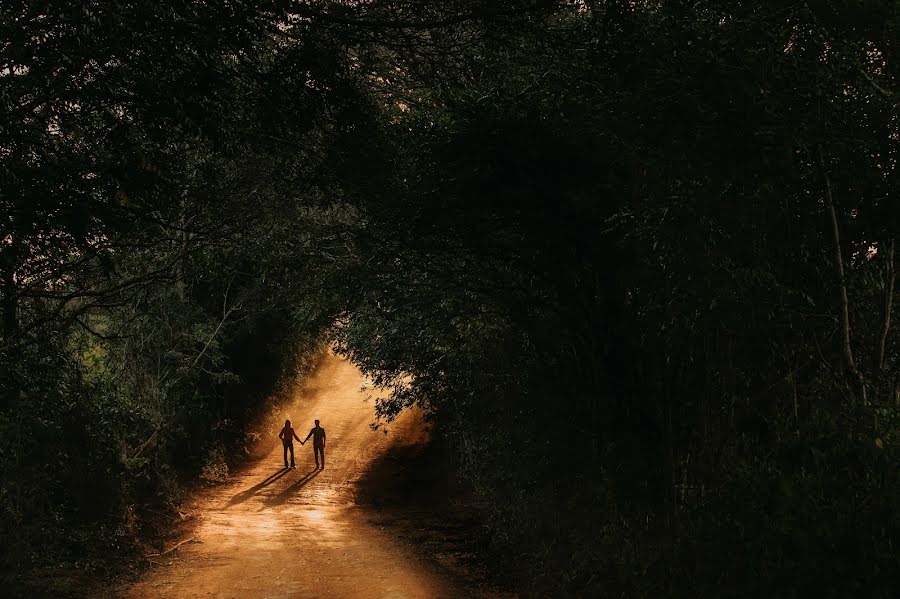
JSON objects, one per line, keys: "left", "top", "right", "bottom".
{"left": 124, "top": 353, "right": 466, "bottom": 599}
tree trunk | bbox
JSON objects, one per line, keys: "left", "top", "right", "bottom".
{"left": 818, "top": 148, "right": 867, "bottom": 405}
{"left": 1, "top": 235, "right": 18, "bottom": 413}
{"left": 1, "top": 236, "right": 17, "bottom": 338}
{"left": 874, "top": 238, "right": 895, "bottom": 403}
{"left": 174, "top": 194, "right": 189, "bottom": 303}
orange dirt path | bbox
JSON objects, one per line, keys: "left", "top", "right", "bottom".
{"left": 123, "top": 353, "right": 464, "bottom": 599}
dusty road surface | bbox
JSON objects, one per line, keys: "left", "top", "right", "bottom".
{"left": 124, "top": 353, "right": 468, "bottom": 599}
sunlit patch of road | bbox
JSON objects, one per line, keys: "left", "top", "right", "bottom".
{"left": 123, "top": 352, "right": 464, "bottom": 598}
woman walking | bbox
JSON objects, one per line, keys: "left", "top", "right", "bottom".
{"left": 278, "top": 419, "right": 302, "bottom": 469}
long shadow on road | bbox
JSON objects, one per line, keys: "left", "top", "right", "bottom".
{"left": 263, "top": 468, "right": 322, "bottom": 508}
{"left": 226, "top": 468, "right": 290, "bottom": 507}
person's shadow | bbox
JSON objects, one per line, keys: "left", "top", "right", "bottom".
{"left": 262, "top": 468, "right": 322, "bottom": 508}
{"left": 227, "top": 468, "right": 291, "bottom": 506}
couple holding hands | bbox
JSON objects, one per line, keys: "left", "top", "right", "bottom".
{"left": 279, "top": 419, "right": 326, "bottom": 470}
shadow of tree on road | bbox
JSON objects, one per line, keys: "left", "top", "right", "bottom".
{"left": 354, "top": 435, "right": 505, "bottom": 596}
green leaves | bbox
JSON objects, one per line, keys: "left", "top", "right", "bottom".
{"left": 2, "top": 0, "right": 900, "bottom": 594}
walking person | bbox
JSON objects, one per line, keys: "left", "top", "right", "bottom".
{"left": 279, "top": 419, "right": 302, "bottom": 469}
{"left": 303, "top": 419, "right": 326, "bottom": 469}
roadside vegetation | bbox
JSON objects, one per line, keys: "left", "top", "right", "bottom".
{"left": 2, "top": 2, "right": 899, "bottom": 596}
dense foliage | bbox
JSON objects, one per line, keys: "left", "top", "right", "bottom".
{"left": 2, "top": 1, "right": 899, "bottom": 597}
{"left": 334, "top": 2, "right": 900, "bottom": 596}
{"left": 0, "top": 0, "right": 367, "bottom": 576}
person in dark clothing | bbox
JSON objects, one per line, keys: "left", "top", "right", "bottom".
{"left": 303, "top": 419, "right": 326, "bottom": 469}
{"left": 279, "top": 419, "right": 302, "bottom": 469}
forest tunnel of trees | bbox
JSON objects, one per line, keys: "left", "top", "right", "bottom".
{"left": 2, "top": 1, "right": 900, "bottom": 597}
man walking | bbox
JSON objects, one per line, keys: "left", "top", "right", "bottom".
{"left": 304, "top": 419, "right": 326, "bottom": 469}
